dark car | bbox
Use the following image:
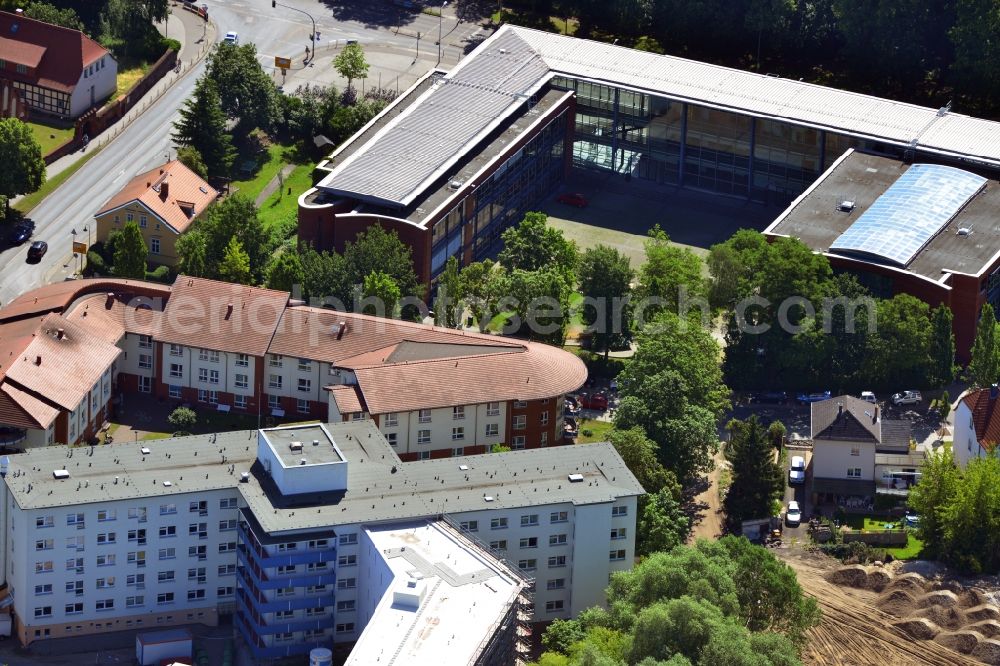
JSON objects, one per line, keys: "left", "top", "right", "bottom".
{"left": 753, "top": 391, "right": 788, "bottom": 404}
{"left": 26, "top": 240, "right": 47, "bottom": 262}
{"left": 556, "top": 192, "right": 588, "bottom": 208}
{"left": 8, "top": 221, "right": 32, "bottom": 245}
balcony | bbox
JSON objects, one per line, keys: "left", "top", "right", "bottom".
{"left": 235, "top": 592, "right": 332, "bottom": 634}
{"left": 237, "top": 547, "right": 338, "bottom": 590}
{"left": 236, "top": 567, "right": 338, "bottom": 609}
{"left": 237, "top": 523, "right": 337, "bottom": 567}
{"left": 235, "top": 615, "right": 328, "bottom": 660}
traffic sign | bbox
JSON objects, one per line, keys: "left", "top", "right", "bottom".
{"left": 274, "top": 56, "right": 292, "bottom": 70}
{"left": 72, "top": 241, "right": 87, "bottom": 254}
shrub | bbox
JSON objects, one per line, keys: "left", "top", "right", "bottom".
{"left": 86, "top": 251, "right": 107, "bottom": 276}
{"left": 167, "top": 407, "right": 197, "bottom": 431}
{"left": 145, "top": 264, "right": 171, "bottom": 282}
{"left": 161, "top": 37, "right": 182, "bottom": 53}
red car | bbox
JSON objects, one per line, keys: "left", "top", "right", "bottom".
{"left": 577, "top": 392, "right": 609, "bottom": 411}
{"left": 557, "top": 192, "right": 588, "bottom": 208}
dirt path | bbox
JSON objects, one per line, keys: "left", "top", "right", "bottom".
{"left": 688, "top": 449, "right": 726, "bottom": 542}
{"left": 779, "top": 549, "right": 983, "bottom": 666}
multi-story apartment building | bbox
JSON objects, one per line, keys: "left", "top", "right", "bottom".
{"left": 0, "top": 276, "right": 586, "bottom": 456}
{"left": 0, "top": 421, "right": 643, "bottom": 659}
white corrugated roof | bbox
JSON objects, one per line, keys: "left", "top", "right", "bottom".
{"left": 317, "top": 25, "right": 1000, "bottom": 207}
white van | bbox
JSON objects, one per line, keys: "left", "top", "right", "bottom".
{"left": 789, "top": 455, "right": 806, "bottom": 485}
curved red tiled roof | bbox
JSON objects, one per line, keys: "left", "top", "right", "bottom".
{"left": 962, "top": 388, "right": 1000, "bottom": 451}
{"left": 1, "top": 278, "right": 170, "bottom": 323}
{"left": 0, "top": 11, "right": 110, "bottom": 93}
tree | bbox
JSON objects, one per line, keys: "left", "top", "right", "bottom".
{"left": 218, "top": 236, "right": 252, "bottom": 284}
{"left": 300, "top": 246, "right": 351, "bottom": 305}
{"left": 505, "top": 268, "right": 572, "bottom": 345}
{"left": 460, "top": 260, "right": 506, "bottom": 331}
{"left": 942, "top": 453, "right": 1000, "bottom": 573}
{"left": 969, "top": 303, "right": 1000, "bottom": 388}
{"left": 112, "top": 221, "right": 147, "bottom": 279}
{"left": 205, "top": 42, "right": 279, "bottom": 131}
{"left": 638, "top": 487, "right": 691, "bottom": 555}
{"left": 607, "top": 427, "right": 679, "bottom": 498}
{"left": 167, "top": 406, "right": 197, "bottom": 433}
{"left": 334, "top": 42, "right": 370, "bottom": 91}
{"left": 767, "top": 420, "right": 786, "bottom": 450}
{"left": 578, "top": 245, "right": 635, "bottom": 360}
{"left": 176, "top": 229, "right": 208, "bottom": 278}
{"left": 498, "top": 211, "right": 579, "bottom": 283}
{"left": 949, "top": 0, "right": 1000, "bottom": 111}
{"left": 0, "top": 118, "right": 45, "bottom": 220}
{"left": 930, "top": 305, "right": 956, "bottom": 387}
{"left": 343, "top": 225, "right": 420, "bottom": 303}
{"left": 635, "top": 225, "right": 706, "bottom": 323}
{"left": 724, "top": 416, "right": 784, "bottom": 524}
{"left": 908, "top": 446, "right": 960, "bottom": 561}
{"left": 266, "top": 251, "right": 305, "bottom": 292}
{"left": 199, "top": 195, "right": 271, "bottom": 281}
{"left": 870, "top": 294, "right": 933, "bottom": 389}
{"left": 23, "top": 2, "right": 83, "bottom": 30}
{"left": 361, "top": 270, "right": 401, "bottom": 318}
{"left": 939, "top": 390, "right": 951, "bottom": 421}
{"left": 175, "top": 145, "right": 208, "bottom": 180}
{"left": 172, "top": 77, "right": 235, "bottom": 177}
{"left": 434, "top": 256, "right": 464, "bottom": 328}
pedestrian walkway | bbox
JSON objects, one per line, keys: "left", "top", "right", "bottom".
{"left": 255, "top": 163, "right": 297, "bottom": 207}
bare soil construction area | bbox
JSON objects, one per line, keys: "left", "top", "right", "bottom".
{"left": 779, "top": 549, "right": 996, "bottom": 665}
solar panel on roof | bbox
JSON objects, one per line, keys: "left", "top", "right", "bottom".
{"left": 829, "top": 163, "right": 986, "bottom": 266}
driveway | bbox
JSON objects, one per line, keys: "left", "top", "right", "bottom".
{"left": 782, "top": 447, "right": 812, "bottom": 543}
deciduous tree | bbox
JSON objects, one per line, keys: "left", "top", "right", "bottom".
{"left": 175, "top": 229, "right": 207, "bottom": 278}
{"left": 265, "top": 251, "right": 305, "bottom": 293}
{"left": 0, "top": 118, "right": 45, "bottom": 220}
{"left": 459, "top": 259, "right": 506, "bottom": 332}
{"left": 434, "top": 256, "right": 464, "bottom": 328}
{"left": 218, "top": 236, "right": 251, "bottom": 285}
{"left": 112, "top": 221, "right": 147, "bottom": 279}
{"left": 206, "top": 42, "right": 280, "bottom": 131}
{"left": 175, "top": 146, "right": 208, "bottom": 180}
{"left": 343, "top": 225, "right": 420, "bottom": 303}
{"left": 930, "top": 304, "right": 956, "bottom": 387}
{"left": 333, "top": 43, "right": 370, "bottom": 91}
{"left": 638, "top": 487, "right": 690, "bottom": 555}
{"left": 578, "top": 244, "right": 634, "bottom": 360}
{"left": 361, "top": 270, "right": 401, "bottom": 318}
{"left": 635, "top": 225, "right": 706, "bottom": 323}
{"left": 969, "top": 303, "right": 1000, "bottom": 388}
{"left": 498, "top": 211, "right": 578, "bottom": 283}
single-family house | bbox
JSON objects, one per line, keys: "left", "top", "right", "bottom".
{"left": 954, "top": 385, "right": 1000, "bottom": 467}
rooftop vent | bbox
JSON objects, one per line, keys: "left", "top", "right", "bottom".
{"left": 299, "top": 458, "right": 308, "bottom": 465}
{"left": 52, "top": 469, "right": 69, "bottom": 480}
{"left": 140, "top": 447, "right": 151, "bottom": 455}
{"left": 240, "top": 471, "right": 250, "bottom": 482}
{"left": 838, "top": 200, "right": 856, "bottom": 212}
{"left": 312, "top": 439, "right": 320, "bottom": 446}
{"left": 484, "top": 495, "right": 495, "bottom": 502}
{"left": 568, "top": 473, "right": 584, "bottom": 483}
{"left": 459, "top": 464, "right": 469, "bottom": 471}
{"left": 336, "top": 321, "right": 347, "bottom": 340}
{"left": 958, "top": 227, "right": 972, "bottom": 236}
{"left": 447, "top": 180, "right": 463, "bottom": 191}
{"left": 162, "top": 481, "right": 172, "bottom": 487}
{"left": 289, "top": 441, "right": 303, "bottom": 452}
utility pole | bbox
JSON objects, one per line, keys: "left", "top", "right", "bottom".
{"left": 272, "top": 1, "right": 316, "bottom": 65}
{"left": 437, "top": 1, "right": 448, "bottom": 66}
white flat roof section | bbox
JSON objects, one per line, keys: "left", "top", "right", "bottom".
{"left": 346, "top": 521, "right": 523, "bottom": 666}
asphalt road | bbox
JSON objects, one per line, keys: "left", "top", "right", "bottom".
{"left": 0, "top": 0, "right": 486, "bottom": 307}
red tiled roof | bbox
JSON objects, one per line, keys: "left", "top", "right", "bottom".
{"left": 328, "top": 385, "right": 365, "bottom": 414}
{"left": 0, "top": 278, "right": 169, "bottom": 324}
{"left": 0, "top": 11, "right": 110, "bottom": 93}
{"left": 0, "top": 383, "right": 57, "bottom": 429}
{"left": 962, "top": 388, "right": 1000, "bottom": 450}
{"left": 62, "top": 292, "right": 164, "bottom": 344}
{"left": 158, "top": 276, "right": 288, "bottom": 357}
{"left": 96, "top": 161, "right": 218, "bottom": 235}
{"left": 5, "top": 314, "right": 120, "bottom": 412}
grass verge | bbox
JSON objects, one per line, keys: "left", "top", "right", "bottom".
{"left": 258, "top": 164, "right": 312, "bottom": 231}
{"left": 111, "top": 63, "right": 152, "bottom": 101}
{"left": 26, "top": 121, "right": 73, "bottom": 155}
{"left": 14, "top": 145, "right": 104, "bottom": 216}
{"left": 229, "top": 143, "right": 292, "bottom": 202}
{"left": 577, "top": 418, "right": 614, "bottom": 443}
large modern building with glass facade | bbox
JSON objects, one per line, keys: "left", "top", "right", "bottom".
{"left": 298, "top": 24, "right": 1000, "bottom": 285}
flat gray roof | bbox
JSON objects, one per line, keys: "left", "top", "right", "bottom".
{"left": 262, "top": 424, "right": 345, "bottom": 467}
{"left": 766, "top": 150, "right": 1000, "bottom": 281}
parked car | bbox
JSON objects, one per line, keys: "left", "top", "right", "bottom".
{"left": 788, "top": 455, "right": 806, "bottom": 485}
{"left": 860, "top": 391, "right": 876, "bottom": 404}
{"left": 556, "top": 192, "right": 588, "bottom": 208}
{"left": 8, "top": 221, "right": 32, "bottom": 245}
{"left": 223, "top": 31, "right": 239, "bottom": 45}
{"left": 753, "top": 391, "right": 788, "bottom": 404}
{"left": 904, "top": 512, "right": 920, "bottom": 528}
{"left": 892, "top": 390, "right": 922, "bottom": 405}
{"left": 785, "top": 501, "right": 802, "bottom": 527}
{"left": 577, "top": 392, "right": 609, "bottom": 411}
{"left": 26, "top": 240, "right": 47, "bottom": 262}
{"left": 796, "top": 391, "right": 831, "bottom": 403}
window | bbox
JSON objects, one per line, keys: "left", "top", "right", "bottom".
{"left": 459, "top": 520, "right": 479, "bottom": 533}
{"left": 309, "top": 539, "right": 329, "bottom": 549}
{"left": 517, "top": 559, "right": 537, "bottom": 571}
{"left": 418, "top": 409, "right": 431, "bottom": 423}
{"left": 189, "top": 500, "right": 207, "bottom": 515}
{"left": 549, "top": 534, "right": 567, "bottom": 546}
{"left": 209, "top": 370, "right": 220, "bottom": 385}
{"left": 337, "top": 578, "right": 356, "bottom": 590}
{"left": 512, "top": 436, "right": 526, "bottom": 449}
{"left": 276, "top": 587, "right": 295, "bottom": 598}
{"left": 35, "top": 515, "right": 53, "bottom": 528}
{"left": 187, "top": 589, "right": 206, "bottom": 601}
{"left": 519, "top": 537, "right": 538, "bottom": 548}
{"left": 127, "top": 574, "right": 144, "bottom": 587}
{"left": 218, "top": 564, "right": 236, "bottom": 576}
{"left": 66, "top": 580, "right": 84, "bottom": 595}
{"left": 452, "top": 447, "right": 464, "bottom": 456}
{"left": 277, "top": 541, "right": 298, "bottom": 552}
{"left": 336, "top": 600, "right": 356, "bottom": 613}
{"left": 541, "top": 432, "right": 549, "bottom": 446}
{"left": 610, "top": 549, "right": 627, "bottom": 561}
{"left": 220, "top": 498, "right": 237, "bottom": 510}
{"left": 234, "top": 373, "right": 248, "bottom": 389}
{"left": 545, "top": 600, "right": 565, "bottom": 612}
{"left": 198, "top": 368, "right": 209, "bottom": 383}
{"left": 338, "top": 554, "right": 357, "bottom": 567}
{"left": 548, "top": 555, "right": 567, "bottom": 568}
{"left": 850, "top": 447, "right": 861, "bottom": 456}
{"left": 159, "top": 526, "right": 176, "bottom": 538}
{"left": 96, "top": 533, "right": 116, "bottom": 545}
{"left": 188, "top": 567, "right": 206, "bottom": 582}
{"left": 34, "top": 606, "right": 53, "bottom": 619}
{"left": 158, "top": 571, "right": 175, "bottom": 583}
{"left": 540, "top": 411, "right": 549, "bottom": 426}
{"left": 611, "top": 528, "right": 627, "bottom": 540}
{"left": 189, "top": 545, "right": 206, "bottom": 560}
{"left": 417, "top": 429, "right": 431, "bottom": 445}
{"left": 157, "top": 592, "right": 174, "bottom": 605}
{"left": 452, "top": 405, "right": 465, "bottom": 420}
{"left": 297, "top": 378, "right": 312, "bottom": 393}
{"left": 217, "top": 586, "right": 234, "bottom": 598}
{"left": 64, "top": 603, "right": 82, "bottom": 616}
{"left": 336, "top": 623, "right": 355, "bottom": 633}
{"left": 418, "top": 451, "right": 430, "bottom": 460}
{"left": 269, "top": 354, "right": 283, "bottom": 367}
{"left": 451, "top": 427, "right": 465, "bottom": 441}
{"left": 67, "top": 513, "right": 84, "bottom": 528}
{"left": 485, "top": 423, "right": 499, "bottom": 437}
{"left": 138, "top": 353, "right": 152, "bottom": 369}
{"left": 550, "top": 511, "right": 568, "bottom": 523}
{"left": 126, "top": 212, "right": 134, "bottom": 223}
{"left": 268, "top": 374, "right": 282, "bottom": 389}
{"left": 547, "top": 578, "right": 565, "bottom": 590}
{"left": 168, "top": 385, "right": 182, "bottom": 399}
{"left": 169, "top": 363, "right": 183, "bottom": 378}
{"left": 297, "top": 398, "right": 310, "bottom": 414}
{"left": 298, "top": 358, "right": 312, "bottom": 371}
{"left": 520, "top": 514, "right": 539, "bottom": 527}
{"left": 234, "top": 395, "right": 246, "bottom": 409}
{"left": 487, "top": 401, "right": 500, "bottom": 416}
{"left": 306, "top": 562, "right": 328, "bottom": 572}
{"left": 188, "top": 523, "right": 207, "bottom": 539}
{"left": 338, "top": 533, "right": 358, "bottom": 546}
{"left": 491, "top": 517, "right": 508, "bottom": 530}
{"left": 513, "top": 415, "right": 526, "bottom": 430}
{"left": 208, "top": 350, "right": 219, "bottom": 363}
{"left": 386, "top": 433, "right": 397, "bottom": 446}
{"left": 847, "top": 467, "right": 862, "bottom": 478}
{"left": 384, "top": 413, "right": 398, "bottom": 427}
{"left": 151, "top": 238, "right": 160, "bottom": 254}
{"left": 158, "top": 548, "right": 175, "bottom": 560}
{"left": 34, "top": 583, "right": 52, "bottom": 595}
{"left": 127, "top": 552, "right": 145, "bottom": 567}
{"left": 218, "top": 542, "right": 236, "bottom": 554}
{"left": 490, "top": 540, "right": 507, "bottom": 552}
{"left": 35, "top": 539, "right": 53, "bottom": 551}
{"left": 219, "top": 519, "right": 237, "bottom": 532}
{"left": 169, "top": 344, "right": 182, "bottom": 356}
{"left": 514, "top": 400, "right": 527, "bottom": 409}
{"left": 126, "top": 596, "right": 144, "bottom": 608}
{"left": 35, "top": 561, "right": 53, "bottom": 573}
{"left": 95, "top": 598, "right": 114, "bottom": 611}
{"left": 236, "top": 354, "right": 249, "bottom": 367}
{"left": 611, "top": 505, "right": 628, "bottom": 517}
{"left": 306, "top": 606, "right": 327, "bottom": 617}
{"left": 277, "top": 565, "right": 296, "bottom": 576}
{"left": 97, "top": 554, "right": 115, "bottom": 567}
{"left": 160, "top": 504, "right": 177, "bottom": 515}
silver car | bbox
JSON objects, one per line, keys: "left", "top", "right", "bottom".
{"left": 891, "top": 390, "right": 922, "bottom": 405}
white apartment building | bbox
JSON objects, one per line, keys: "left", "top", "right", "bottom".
{"left": 0, "top": 420, "right": 643, "bottom": 658}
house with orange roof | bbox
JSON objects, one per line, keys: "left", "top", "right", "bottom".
{"left": 94, "top": 161, "right": 218, "bottom": 267}
{"left": 0, "top": 10, "right": 116, "bottom": 119}
{"left": 954, "top": 386, "right": 1000, "bottom": 467}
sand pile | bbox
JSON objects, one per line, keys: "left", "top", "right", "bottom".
{"left": 867, "top": 568, "right": 893, "bottom": 592}
{"left": 971, "top": 638, "right": 1000, "bottom": 664}
{"left": 920, "top": 590, "right": 961, "bottom": 609}
{"left": 879, "top": 588, "right": 919, "bottom": 617}
{"left": 892, "top": 617, "right": 941, "bottom": 640}
{"left": 969, "top": 620, "right": 1000, "bottom": 638}
{"left": 967, "top": 604, "right": 1000, "bottom": 623}
{"left": 934, "top": 630, "right": 983, "bottom": 654}
{"left": 888, "top": 572, "right": 931, "bottom": 594}
{"left": 957, "top": 588, "right": 991, "bottom": 609}
{"left": 918, "top": 604, "right": 966, "bottom": 630}
{"left": 829, "top": 564, "right": 870, "bottom": 589}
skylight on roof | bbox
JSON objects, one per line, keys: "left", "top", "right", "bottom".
{"left": 829, "top": 163, "right": 987, "bottom": 267}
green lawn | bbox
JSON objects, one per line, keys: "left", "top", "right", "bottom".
{"left": 14, "top": 144, "right": 104, "bottom": 215}
{"left": 840, "top": 514, "right": 925, "bottom": 560}
{"left": 885, "top": 533, "right": 924, "bottom": 560}
{"left": 110, "top": 63, "right": 151, "bottom": 102}
{"left": 26, "top": 121, "right": 73, "bottom": 155}
{"left": 577, "top": 417, "right": 614, "bottom": 443}
{"left": 258, "top": 164, "right": 312, "bottom": 231}
{"left": 230, "top": 144, "right": 295, "bottom": 203}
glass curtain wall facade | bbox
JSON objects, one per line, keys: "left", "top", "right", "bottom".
{"left": 551, "top": 76, "right": 889, "bottom": 205}
{"left": 430, "top": 109, "right": 568, "bottom": 277}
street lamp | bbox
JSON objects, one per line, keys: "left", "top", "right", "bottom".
{"left": 272, "top": 0, "right": 316, "bottom": 65}
{"left": 437, "top": 1, "right": 448, "bottom": 66}
{"left": 82, "top": 225, "right": 91, "bottom": 272}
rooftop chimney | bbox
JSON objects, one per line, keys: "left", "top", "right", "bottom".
{"left": 873, "top": 406, "right": 878, "bottom": 424}
{"left": 837, "top": 402, "right": 843, "bottom": 417}
{"left": 34, "top": 355, "right": 41, "bottom": 366}
{"left": 159, "top": 181, "right": 169, "bottom": 201}
{"left": 105, "top": 292, "right": 115, "bottom": 308}
{"left": 991, "top": 384, "right": 999, "bottom": 400}
{"left": 336, "top": 321, "right": 346, "bottom": 340}
{"left": 225, "top": 303, "right": 233, "bottom": 320}
{"left": 56, "top": 328, "right": 64, "bottom": 340}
